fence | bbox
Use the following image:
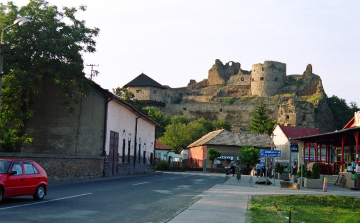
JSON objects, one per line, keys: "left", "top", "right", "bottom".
{"left": 182, "top": 158, "right": 204, "bottom": 169}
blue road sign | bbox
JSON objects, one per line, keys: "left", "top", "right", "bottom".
{"left": 260, "top": 149, "right": 282, "bottom": 158}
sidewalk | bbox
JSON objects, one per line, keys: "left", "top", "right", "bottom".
{"left": 167, "top": 173, "right": 360, "bottom": 223}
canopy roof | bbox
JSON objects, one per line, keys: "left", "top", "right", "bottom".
{"left": 293, "top": 126, "right": 360, "bottom": 147}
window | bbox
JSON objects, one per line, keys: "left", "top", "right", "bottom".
{"left": 24, "top": 163, "right": 39, "bottom": 175}
{"left": 153, "top": 90, "right": 157, "bottom": 94}
{"left": 275, "top": 77, "right": 278, "bottom": 82}
{"left": 260, "top": 77, "right": 264, "bottom": 81}
{"left": 183, "top": 107, "right": 186, "bottom": 111}
{"left": 262, "top": 67, "right": 264, "bottom": 71}
{"left": 0, "top": 161, "right": 10, "bottom": 174}
{"left": 122, "top": 139, "right": 126, "bottom": 163}
{"left": 11, "top": 162, "right": 23, "bottom": 175}
{"left": 136, "top": 90, "right": 142, "bottom": 93}
{"left": 286, "top": 115, "right": 289, "bottom": 120}
{"left": 127, "top": 140, "right": 131, "bottom": 163}
{"left": 252, "top": 78, "right": 254, "bottom": 81}
{"left": 241, "top": 77, "right": 244, "bottom": 81}
{"left": 219, "top": 109, "right": 223, "bottom": 112}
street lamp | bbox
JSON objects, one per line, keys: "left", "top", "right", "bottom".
{"left": 0, "top": 17, "right": 30, "bottom": 112}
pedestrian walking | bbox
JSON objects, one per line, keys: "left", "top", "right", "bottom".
{"left": 255, "top": 161, "right": 261, "bottom": 177}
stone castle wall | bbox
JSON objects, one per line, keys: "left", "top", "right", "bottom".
{"left": 250, "top": 61, "right": 287, "bottom": 96}
{"left": 128, "top": 86, "right": 165, "bottom": 102}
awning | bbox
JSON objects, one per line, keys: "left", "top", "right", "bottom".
{"left": 217, "top": 156, "right": 240, "bottom": 161}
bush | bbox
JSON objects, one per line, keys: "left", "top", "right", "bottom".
{"left": 276, "top": 163, "right": 285, "bottom": 174}
{"left": 306, "top": 170, "right": 312, "bottom": 178}
{"left": 312, "top": 163, "right": 321, "bottom": 179}
{"left": 156, "top": 160, "right": 170, "bottom": 171}
{"left": 222, "top": 97, "right": 235, "bottom": 104}
{"left": 296, "top": 164, "right": 307, "bottom": 177}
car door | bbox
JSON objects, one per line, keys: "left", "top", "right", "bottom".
{"left": 23, "top": 162, "right": 41, "bottom": 195}
{"left": 5, "top": 162, "right": 26, "bottom": 197}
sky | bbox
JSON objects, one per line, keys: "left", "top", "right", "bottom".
{"left": 14, "top": 0, "right": 360, "bottom": 106}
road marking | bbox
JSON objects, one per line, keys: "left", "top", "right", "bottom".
{"left": 133, "top": 182, "right": 150, "bottom": 186}
{"left": 0, "top": 193, "right": 92, "bottom": 211}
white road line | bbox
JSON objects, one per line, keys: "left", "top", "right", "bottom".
{"left": 0, "top": 193, "right": 92, "bottom": 211}
{"left": 133, "top": 182, "right": 150, "bottom": 186}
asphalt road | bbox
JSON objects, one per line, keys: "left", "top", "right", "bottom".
{"left": 0, "top": 172, "right": 225, "bottom": 223}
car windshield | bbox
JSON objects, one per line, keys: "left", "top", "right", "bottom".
{"left": 0, "top": 161, "right": 11, "bottom": 174}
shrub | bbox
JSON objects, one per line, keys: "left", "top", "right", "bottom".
{"left": 306, "top": 170, "right": 312, "bottom": 178}
{"left": 296, "top": 164, "right": 307, "bottom": 177}
{"left": 222, "top": 97, "right": 235, "bottom": 104}
{"left": 276, "top": 163, "right": 285, "bottom": 174}
{"left": 156, "top": 160, "right": 170, "bottom": 171}
{"left": 312, "top": 163, "right": 321, "bottom": 179}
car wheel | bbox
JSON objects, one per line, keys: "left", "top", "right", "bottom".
{"left": 0, "top": 187, "right": 3, "bottom": 203}
{"left": 33, "top": 185, "right": 45, "bottom": 200}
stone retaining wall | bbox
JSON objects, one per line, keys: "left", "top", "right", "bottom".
{"left": 0, "top": 153, "right": 104, "bottom": 182}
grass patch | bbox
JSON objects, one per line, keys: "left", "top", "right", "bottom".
{"left": 249, "top": 195, "right": 360, "bottom": 223}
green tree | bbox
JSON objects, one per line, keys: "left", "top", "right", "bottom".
{"left": 0, "top": 1, "right": 99, "bottom": 151}
{"left": 249, "top": 100, "right": 275, "bottom": 135}
{"left": 237, "top": 146, "right": 260, "bottom": 167}
{"left": 208, "top": 148, "right": 221, "bottom": 171}
{"left": 159, "top": 120, "right": 207, "bottom": 153}
{"left": 171, "top": 115, "right": 189, "bottom": 125}
{"left": 327, "top": 95, "right": 358, "bottom": 130}
{"left": 159, "top": 122, "right": 189, "bottom": 153}
{"left": 213, "top": 119, "right": 232, "bottom": 131}
{"left": 142, "top": 106, "right": 171, "bottom": 138}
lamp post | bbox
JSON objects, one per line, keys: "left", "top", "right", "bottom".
{"left": 0, "top": 17, "right": 30, "bottom": 112}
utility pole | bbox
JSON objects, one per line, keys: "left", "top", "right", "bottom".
{"left": 86, "top": 64, "right": 99, "bottom": 80}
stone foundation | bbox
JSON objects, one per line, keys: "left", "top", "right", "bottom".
{"left": 0, "top": 152, "right": 104, "bottom": 182}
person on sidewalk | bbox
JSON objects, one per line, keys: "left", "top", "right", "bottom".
{"left": 268, "top": 162, "right": 273, "bottom": 178}
{"left": 230, "top": 161, "right": 235, "bottom": 176}
{"left": 255, "top": 161, "right": 261, "bottom": 177}
{"left": 292, "top": 161, "right": 297, "bottom": 176}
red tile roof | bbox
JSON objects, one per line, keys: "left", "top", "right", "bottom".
{"left": 279, "top": 125, "right": 322, "bottom": 141}
{"left": 155, "top": 139, "right": 171, "bottom": 150}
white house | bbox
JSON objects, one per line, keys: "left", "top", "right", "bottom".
{"left": 104, "top": 95, "right": 159, "bottom": 175}
{"left": 272, "top": 124, "right": 322, "bottom": 169}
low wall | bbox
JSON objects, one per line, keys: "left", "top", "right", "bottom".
{"left": 0, "top": 152, "right": 104, "bottom": 182}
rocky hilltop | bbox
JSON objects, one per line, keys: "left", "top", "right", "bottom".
{"left": 124, "top": 60, "right": 335, "bottom": 133}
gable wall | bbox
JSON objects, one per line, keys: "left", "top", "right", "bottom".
{"left": 22, "top": 76, "right": 106, "bottom": 156}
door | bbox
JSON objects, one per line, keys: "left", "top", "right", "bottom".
{"left": 23, "top": 162, "right": 41, "bottom": 194}
{"left": 5, "top": 162, "right": 26, "bottom": 197}
{"left": 109, "top": 131, "right": 119, "bottom": 176}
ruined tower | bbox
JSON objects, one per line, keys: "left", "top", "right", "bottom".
{"left": 251, "top": 61, "right": 286, "bottom": 96}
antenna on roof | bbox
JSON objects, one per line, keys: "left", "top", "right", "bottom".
{"left": 86, "top": 64, "right": 99, "bottom": 80}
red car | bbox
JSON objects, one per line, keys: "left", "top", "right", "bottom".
{"left": 0, "top": 159, "right": 48, "bottom": 203}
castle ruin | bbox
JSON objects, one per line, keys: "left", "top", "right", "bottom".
{"left": 124, "top": 60, "right": 334, "bottom": 132}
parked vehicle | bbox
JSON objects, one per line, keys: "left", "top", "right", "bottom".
{"left": 0, "top": 159, "right": 48, "bottom": 203}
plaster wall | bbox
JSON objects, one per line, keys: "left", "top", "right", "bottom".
{"left": 106, "top": 100, "right": 156, "bottom": 161}
{"left": 272, "top": 126, "right": 291, "bottom": 164}
{"left": 22, "top": 76, "right": 106, "bottom": 157}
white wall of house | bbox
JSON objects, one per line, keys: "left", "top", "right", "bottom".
{"left": 105, "top": 100, "right": 156, "bottom": 161}
{"left": 272, "top": 125, "right": 295, "bottom": 166}
{"left": 155, "top": 149, "right": 170, "bottom": 161}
